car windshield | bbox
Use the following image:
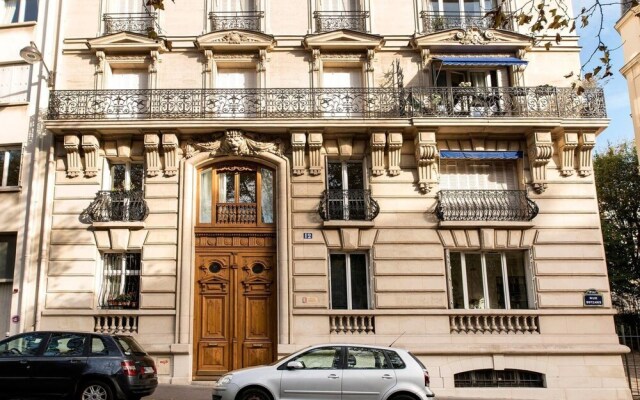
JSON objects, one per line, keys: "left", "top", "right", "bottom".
{"left": 115, "top": 336, "right": 147, "bottom": 356}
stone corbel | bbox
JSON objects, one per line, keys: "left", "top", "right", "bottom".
{"left": 387, "top": 132, "right": 403, "bottom": 177}
{"left": 421, "top": 49, "right": 431, "bottom": 72}
{"left": 258, "top": 49, "right": 267, "bottom": 72}
{"left": 415, "top": 131, "right": 438, "bottom": 194}
{"left": 82, "top": 134, "right": 101, "bottom": 178}
{"left": 311, "top": 49, "right": 320, "bottom": 72}
{"left": 527, "top": 131, "right": 554, "bottom": 193}
{"left": 64, "top": 135, "right": 82, "bottom": 178}
{"left": 366, "top": 49, "right": 375, "bottom": 72}
{"left": 291, "top": 132, "right": 307, "bottom": 176}
{"left": 370, "top": 132, "right": 386, "bottom": 176}
{"left": 95, "top": 51, "right": 105, "bottom": 88}
{"left": 148, "top": 50, "right": 159, "bottom": 88}
{"left": 557, "top": 131, "right": 578, "bottom": 177}
{"left": 162, "top": 133, "right": 179, "bottom": 177}
{"left": 308, "top": 132, "right": 323, "bottom": 176}
{"left": 203, "top": 50, "right": 214, "bottom": 88}
{"left": 144, "top": 133, "right": 161, "bottom": 177}
{"left": 578, "top": 131, "right": 596, "bottom": 177}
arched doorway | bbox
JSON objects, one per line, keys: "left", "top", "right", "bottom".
{"left": 193, "top": 161, "right": 277, "bottom": 379}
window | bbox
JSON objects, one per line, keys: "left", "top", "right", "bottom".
{"left": 216, "top": 68, "right": 256, "bottom": 89}
{"left": 330, "top": 253, "right": 370, "bottom": 310}
{"left": 0, "top": 0, "right": 38, "bottom": 24}
{"left": 43, "top": 333, "right": 86, "bottom": 357}
{"left": 449, "top": 251, "right": 531, "bottom": 310}
{"left": 0, "top": 234, "right": 17, "bottom": 282}
{"left": 199, "top": 164, "right": 274, "bottom": 226}
{"left": 0, "top": 64, "right": 30, "bottom": 104}
{"left": 433, "top": 69, "right": 508, "bottom": 88}
{"left": 215, "top": 0, "right": 256, "bottom": 11}
{"left": 290, "top": 346, "right": 342, "bottom": 369}
{"left": 440, "top": 159, "right": 518, "bottom": 190}
{"left": 322, "top": 67, "right": 362, "bottom": 88}
{"left": 0, "top": 147, "right": 21, "bottom": 187}
{"left": 321, "top": 0, "right": 360, "bottom": 11}
{"left": 428, "top": 0, "right": 497, "bottom": 14}
{"left": 325, "top": 160, "right": 368, "bottom": 220}
{"left": 346, "top": 347, "right": 391, "bottom": 369}
{"left": 108, "top": 69, "right": 148, "bottom": 90}
{"left": 98, "top": 253, "right": 141, "bottom": 309}
{"left": 90, "top": 336, "right": 109, "bottom": 356}
{"left": 0, "top": 332, "right": 46, "bottom": 356}
{"left": 108, "top": 0, "right": 147, "bottom": 13}
{"left": 455, "top": 369, "right": 545, "bottom": 388}
{"left": 105, "top": 161, "right": 144, "bottom": 191}
{"left": 385, "top": 351, "right": 406, "bottom": 369}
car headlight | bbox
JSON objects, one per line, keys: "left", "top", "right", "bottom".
{"left": 216, "top": 374, "right": 233, "bottom": 386}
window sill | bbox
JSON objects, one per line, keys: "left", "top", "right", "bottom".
{"left": 0, "top": 21, "right": 36, "bottom": 30}
{"left": 322, "top": 220, "right": 375, "bottom": 228}
{"left": 92, "top": 221, "right": 145, "bottom": 230}
{"left": 0, "top": 186, "right": 21, "bottom": 193}
{"left": 0, "top": 102, "right": 29, "bottom": 108}
{"left": 438, "top": 220, "right": 535, "bottom": 229}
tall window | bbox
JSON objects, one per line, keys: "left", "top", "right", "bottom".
{"left": 440, "top": 159, "right": 518, "bottom": 190}
{"left": 0, "top": 147, "right": 21, "bottom": 188}
{"left": 0, "top": 64, "right": 30, "bottom": 104}
{"left": 0, "top": 233, "right": 16, "bottom": 283}
{"left": 0, "top": 0, "right": 38, "bottom": 24}
{"left": 321, "top": 0, "right": 360, "bottom": 11}
{"left": 322, "top": 67, "right": 362, "bottom": 88}
{"left": 434, "top": 69, "right": 508, "bottom": 88}
{"left": 108, "top": 0, "right": 147, "bottom": 13}
{"left": 429, "top": 0, "right": 497, "bottom": 14}
{"left": 105, "top": 162, "right": 144, "bottom": 191}
{"left": 199, "top": 164, "right": 274, "bottom": 226}
{"left": 98, "top": 253, "right": 141, "bottom": 309}
{"left": 216, "top": 68, "right": 257, "bottom": 89}
{"left": 325, "top": 161, "right": 366, "bottom": 220}
{"left": 449, "top": 251, "right": 531, "bottom": 310}
{"left": 108, "top": 69, "right": 148, "bottom": 90}
{"left": 330, "top": 253, "right": 370, "bottom": 310}
{"left": 215, "top": 0, "right": 256, "bottom": 11}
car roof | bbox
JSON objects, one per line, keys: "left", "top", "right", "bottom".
{"left": 5, "top": 331, "right": 125, "bottom": 338}
{"left": 304, "top": 343, "right": 409, "bottom": 352}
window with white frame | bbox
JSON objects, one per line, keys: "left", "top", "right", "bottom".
{"left": 427, "top": 0, "right": 498, "bottom": 14}
{"left": 330, "top": 253, "right": 370, "bottom": 309}
{"left": 216, "top": 68, "right": 257, "bottom": 89}
{"left": 326, "top": 160, "right": 367, "bottom": 220}
{"left": 0, "top": 233, "right": 16, "bottom": 283}
{"left": 108, "top": 68, "right": 148, "bottom": 90}
{"left": 0, "top": 0, "right": 38, "bottom": 24}
{"left": 104, "top": 161, "right": 144, "bottom": 191}
{"left": 0, "top": 146, "right": 22, "bottom": 188}
{"left": 107, "top": 0, "right": 147, "bottom": 14}
{"left": 321, "top": 0, "right": 360, "bottom": 11}
{"left": 433, "top": 68, "right": 509, "bottom": 88}
{"left": 98, "top": 253, "right": 141, "bottom": 309}
{"left": 439, "top": 159, "right": 518, "bottom": 190}
{"left": 214, "top": 0, "right": 257, "bottom": 11}
{"left": 322, "top": 67, "right": 362, "bottom": 88}
{"left": 448, "top": 251, "right": 532, "bottom": 310}
{"left": 0, "top": 64, "right": 30, "bottom": 104}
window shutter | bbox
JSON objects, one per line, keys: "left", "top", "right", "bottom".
{"left": 109, "top": 69, "right": 148, "bottom": 89}
{"left": 0, "top": 65, "right": 29, "bottom": 103}
{"left": 323, "top": 68, "right": 362, "bottom": 88}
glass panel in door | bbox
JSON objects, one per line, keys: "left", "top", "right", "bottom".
{"left": 327, "top": 162, "right": 345, "bottom": 220}
{"left": 506, "top": 253, "right": 529, "bottom": 309}
{"left": 465, "top": 254, "right": 485, "bottom": 309}
{"left": 346, "top": 163, "right": 365, "bottom": 219}
{"left": 330, "top": 254, "right": 348, "bottom": 309}
{"left": 443, "top": 0, "right": 461, "bottom": 15}
{"left": 485, "top": 253, "right": 505, "bottom": 309}
{"left": 342, "top": 347, "right": 396, "bottom": 400}
{"left": 260, "top": 168, "right": 274, "bottom": 224}
{"left": 200, "top": 169, "right": 212, "bottom": 223}
{"left": 349, "top": 254, "right": 368, "bottom": 309}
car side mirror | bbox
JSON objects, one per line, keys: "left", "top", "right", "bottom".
{"left": 286, "top": 361, "right": 304, "bottom": 370}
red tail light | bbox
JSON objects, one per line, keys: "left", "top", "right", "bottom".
{"left": 121, "top": 360, "right": 138, "bottom": 377}
{"left": 424, "top": 370, "right": 431, "bottom": 387}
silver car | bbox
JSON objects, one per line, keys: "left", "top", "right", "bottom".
{"left": 211, "top": 344, "right": 436, "bottom": 400}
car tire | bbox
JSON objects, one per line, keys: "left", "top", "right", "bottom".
{"left": 238, "top": 387, "right": 270, "bottom": 400}
{"left": 77, "top": 380, "right": 113, "bottom": 400}
{"left": 391, "top": 394, "right": 418, "bottom": 400}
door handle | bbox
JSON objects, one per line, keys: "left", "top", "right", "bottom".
{"left": 19, "top": 360, "right": 28, "bottom": 365}
{"left": 206, "top": 343, "right": 219, "bottom": 347}
{"left": 382, "top": 374, "right": 394, "bottom": 379}
{"left": 328, "top": 374, "right": 340, "bottom": 379}
{"left": 70, "top": 359, "right": 82, "bottom": 364}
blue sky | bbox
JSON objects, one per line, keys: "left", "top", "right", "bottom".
{"left": 575, "top": 1, "right": 635, "bottom": 151}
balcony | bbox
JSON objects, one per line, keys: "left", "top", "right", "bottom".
{"left": 435, "top": 190, "right": 539, "bottom": 222}
{"left": 420, "top": 11, "right": 515, "bottom": 33}
{"left": 103, "top": 12, "right": 158, "bottom": 35}
{"left": 215, "top": 203, "right": 257, "bottom": 224}
{"left": 209, "top": 11, "right": 264, "bottom": 32}
{"left": 319, "top": 189, "right": 380, "bottom": 221}
{"left": 85, "top": 190, "right": 149, "bottom": 223}
{"left": 314, "top": 11, "right": 369, "bottom": 33}
{"left": 47, "top": 86, "right": 606, "bottom": 120}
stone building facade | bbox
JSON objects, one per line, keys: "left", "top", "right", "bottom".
{"left": 35, "top": 0, "right": 631, "bottom": 398}
{"left": 617, "top": 2, "right": 640, "bottom": 161}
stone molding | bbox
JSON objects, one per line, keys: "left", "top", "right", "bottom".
{"left": 387, "top": 132, "right": 403, "bottom": 176}
{"left": 415, "top": 131, "right": 438, "bottom": 194}
{"left": 370, "top": 132, "right": 386, "bottom": 177}
{"left": 578, "top": 131, "right": 596, "bottom": 177}
{"left": 162, "top": 133, "right": 180, "bottom": 177}
{"left": 291, "top": 132, "right": 307, "bottom": 176}
{"left": 183, "top": 129, "right": 284, "bottom": 159}
{"left": 557, "top": 131, "right": 579, "bottom": 177}
{"left": 81, "top": 134, "right": 101, "bottom": 178}
{"left": 308, "top": 133, "right": 323, "bottom": 176}
{"left": 437, "top": 228, "right": 536, "bottom": 250}
{"left": 144, "top": 133, "right": 161, "bottom": 177}
{"left": 527, "top": 131, "right": 553, "bottom": 193}
{"left": 63, "top": 135, "right": 82, "bottom": 178}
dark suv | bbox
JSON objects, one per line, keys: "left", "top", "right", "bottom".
{"left": 0, "top": 331, "right": 157, "bottom": 400}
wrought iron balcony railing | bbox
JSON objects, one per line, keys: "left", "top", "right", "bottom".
{"left": 420, "top": 11, "right": 515, "bottom": 33}
{"left": 47, "top": 87, "right": 606, "bottom": 120}
{"left": 209, "top": 11, "right": 264, "bottom": 32}
{"left": 314, "top": 11, "right": 369, "bottom": 33}
{"left": 319, "top": 189, "right": 380, "bottom": 221}
{"left": 103, "top": 12, "right": 158, "bottom": 35}
{"left": 436, "top": 190, "right": 538, "bottom": 222}
{"left": 85, "top": 190, "right": 149, "bottom": 223}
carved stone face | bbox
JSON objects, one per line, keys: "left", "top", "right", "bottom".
{"left": 225, "top": 132, "right": 245, "bottom": 155}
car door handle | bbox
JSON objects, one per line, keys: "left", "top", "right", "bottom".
{"left": 19, "top": 360, "right": 28, "bottom": 365}
{"left": 328, "top": 374, "right": 340, "bottom": 379}
{"left": 382, "top": 374, "right": 394, "bottom": 379}
{"left": 70, "top": 359, "right": 82, "bottom": 364}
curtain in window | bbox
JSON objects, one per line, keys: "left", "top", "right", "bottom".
{"left": 322, "top": 68, "right": 362, "bottom": 88}
{"left": 0, "top": 64, "right": 29, "bottom": 103}
{"left": 321, "top": 0, "right": 359, "bottom": 11}
{"left": 440, "top": 160, "right": 517, "bottom": 190}
{"left": 216, "top": 69, "right": 256, "bottom": 88}
{"left": 0, "top": 0, "right": 18, "bottom": 24}
{"left": 108, "top": 69, "right": 148, "bottom": 89}
{"left": 110, "top": 0, "right": 145, "bottom": 13}
{"left": 216, "top": 0, "right": 256, "bottom": 11}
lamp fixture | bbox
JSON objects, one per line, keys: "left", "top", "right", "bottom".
{"left": 19, "top": 41, "right": 55, "bottom": 88}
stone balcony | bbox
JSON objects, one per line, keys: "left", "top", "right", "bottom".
{"left": 102, "top": 12, "right": 158, "bottom": 35}
{"left": 209, "top": 11, "right": 265, "bottom": 32}
{"left": 420, "top": 11, "right": 515, "bottom": 33}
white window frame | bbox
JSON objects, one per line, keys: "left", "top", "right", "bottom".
{"left": 101, "top": 159, "right": 144, "bottom": 191}
{"left": 426, "top": 0, "right": 499, "bottom": 15}
{"left": 329, "top": 252, "right": 371, "bottom": 310}
{"left": 97, "top": 252, "right": 142, "bottom": 309}
{"left": 0, "top": 146, "right": 22, "bottom": 188}
{"left": 439, "top": 159, "right": 519, "bottom": 190}
{"left": 433, "top": 68, "right": 509, "bottom": 88}
{"left": 0, "top": 0, "right": 38, "bottom": 24}
{"left": 447, "top": 250, "right": 534, "bottom": 310}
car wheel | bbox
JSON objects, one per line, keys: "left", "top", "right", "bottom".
{"left": 77, "top": 380, "right": 113, "bottom": 400}
{"left": 391, "top": 395, "right": 417, "bottom": 400}
{"left": 239, "top": 388, "right": 270, "bottom": 400}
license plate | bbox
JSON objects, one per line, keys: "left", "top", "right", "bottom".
{"left": 144, "top": 367, "right": 155, "bottom": 374}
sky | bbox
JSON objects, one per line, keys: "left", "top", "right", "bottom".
{"left": 574, "top": 1, "right": 635, "bottom": 151}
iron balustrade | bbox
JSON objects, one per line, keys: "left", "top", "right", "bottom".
{"left": 209, "top": 11, "right": 264, "bottom": 32}
{"left": 319, "top": 189, "right": 380, "bottom": 221}
{"left": 103, "top": 12, "right": 158, "bottom": 35}
{"left": 314, "top": 11, "right": 369, "bottom": 32}
{"left": 420, "top": 11, "right": 515, "bottom": 33}
{"left": 86, "top": 190, "right": 149, "bottom": 223}
{"left": 47, "top": 86, "right": 606, "bottom": 120}
{"left": 435, "top": 190, "right": 539, "bottom": 222}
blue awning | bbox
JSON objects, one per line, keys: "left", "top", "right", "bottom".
{"left": 440, "top": 151, "right": 523, "bottom": 159}
{"left": 434, "top": 57, "right": 528, "bottom": 67}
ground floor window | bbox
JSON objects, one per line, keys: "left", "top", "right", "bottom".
{"left": 0, "top": 233, "right": 16, "bottom": 282}
{"left": 98, "top": 253, "right": 141, "bottom": 309}
{"left": 455, "top": 369, "right": 545, "bottom": 388}
{"left": 329, "top": 253, "right": 370, "bottom": 310}
{"left": 448, "top": 251, "right": 532, "bottom": 309}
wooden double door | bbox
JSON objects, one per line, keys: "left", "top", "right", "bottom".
{"left": 193, "top": 236, "right": 277, "bottom": 378}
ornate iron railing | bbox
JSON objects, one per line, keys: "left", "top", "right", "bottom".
{"left": 420, "top": 11, "right": 515, "bottom": 33}
{"left": 436, "top": 190, "right": 538, "bottom": 221}
{"left": 216, "top": 203, "right": 257, "bottom": 224}
{"left": 103, "top": 12, "right": 158, "bottom": 35}
{"left": 209, "top": 11, "right": 264, "bottom": 32}
{"left": 314, "top": 11, "right": 369, "bottom": 32}
{"left": 85, "top": 190, "right": 149, "bottom": 223}
{"left": 47, "top": 87, "right": 606, "bottom": 120}
{"left": 319, "top": 189, "right": 379, "bottom": 221}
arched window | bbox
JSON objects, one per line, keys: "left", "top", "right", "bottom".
{"left": 454, "top": 369, "right": 545, "bottom": 388}
{"left": 198, "top": 163, "right": 274, "bottom": 226}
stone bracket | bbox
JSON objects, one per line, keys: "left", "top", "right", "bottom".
{"left": 144, "top": 133, "right": 161, "bottom": 177}
{"left": 81, "top": 134, "right": 101, "bottom": 178}
{"left": 290, "top": 131, "right": 323, "bottom": 176}
{"left": 415, "top": 131, "right": 438, "bottom": 194}
{"left": 578, "top": 132, "right": 596, "bottom": 177}
{"left": 64, "top": 134, "right": 82, "bottom": 178}
{"left": 308, "top": 132, "right": 323, "bottom": 176}
{"left": 291, "top": 132, "right": 307, "bottom": 176}
{"left": 370, "top": 132, "right": 386, "bottom": 176}
{"left": 557, "top": 131, "right": 579, "bottom": 177}
{"left": 527, "top": 131, "right": 553, "bottom": 193}
{"left": 162, "top": 132, "right": 179, "bottom": 177}
{"left": 387, "top": 132, "right": 403, "bottom": 176}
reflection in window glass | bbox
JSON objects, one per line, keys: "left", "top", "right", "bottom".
{"left": 0, "top": 333, "right": 46, "bottom": 356}
{"left": 43, "top": 333, "right": 86, "bottom": 357}
{"left": 218, "top": 172, "right": 235, "bottom": 203}
{"left": 200, "top": 169, "right": 212, "bottom": 223}
{"left": 239, "top": 172, "right": 256, "bottom": 203}
{"left": 507, "top": 253, "right": 528, "bottom": 309}
{"left": 111, "top": 164, "right": 126, "bottom": 190}
{"left": 293, "top": 347, "right": 341, "bottom": 369}
{"left": 129, "top": 164, "right": 144, "bottom": 191}
{"left": 261, "top": 168, "right": 274, "bottom": 224}
{"left": 465, "top": 254, "right": 484, "bottom": 309}
{"left": 330, "top": 254, "right": 347, "bottom": 309}
{"left": 450, "top": 252, "right": 464, "bottom": 309}
{"left": 485, "top": 253, "right": 505, "bottom": 309}
{"left": 347, "top": 347, "right": 390, "bottom": 369}
{"left": 327, "top": 162, "right": 343, "bottom": 190}
{"left": 330, "top": 253, "right": 370, "bottom": 310}
{"left": 350, "top": 254, "right": 368, "bottom": 309}
{"left": 91, "top": 337, "right": 108, "bottom": 356}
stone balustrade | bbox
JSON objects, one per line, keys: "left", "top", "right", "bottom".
{"left": 450, "top": 314, "right": 540, "bottom": 334}
{"left": 330, "top": 314, "right": 375, "bottom": 334}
